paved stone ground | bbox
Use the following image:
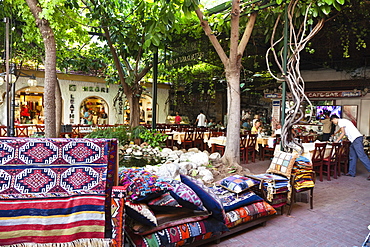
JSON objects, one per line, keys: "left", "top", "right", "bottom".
{"left": 204, "top": 159, "right": 370, "bottom": 247}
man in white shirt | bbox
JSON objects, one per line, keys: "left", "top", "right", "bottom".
{"left": 195, "top": 110, "right": 206, "bottom": 127}
{"left": 331, "top": 115, "right": 370, "bottom": 180}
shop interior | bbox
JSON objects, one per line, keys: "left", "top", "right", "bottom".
{"left": 123, "top": 95, "right": 152, "bottom": 125}
{"left": 80, "top": 97, "right": 108, "bottom": 125}
{"left": 16, "top": 86, "right": 44, "bottom": 124}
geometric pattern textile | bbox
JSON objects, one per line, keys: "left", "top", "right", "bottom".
{"left": 0, "top": 194, "right": 110, "bottom": 246}
{"left": 125, "top": 217, "right": 228, "bottom": 247}
{"left": 111, "top": 186, "right": 126, "bottom": 247}
{"left": 0, "top": 138, "right": 109, "bottom": 166}
{"left": 224, "top": 200, "right": 276, "bottom": 228}
{"left": 0, "top": 165, "right": 107, "bottom": 197}
{"left": 266, "top": 151, "right": 298, "bottom": 177}
{"left": 0, "top": 138, "right": 119, "bottom": 246}
{"left": 217, "top": 175, "right": 259, "bottom": 193}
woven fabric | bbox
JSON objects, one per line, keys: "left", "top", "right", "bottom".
{"left": 0, "top": 165, "right": 107, "bottom": 196}
{"left": 224, "top": 201, "right": 276, "bottom": 228}
{"left": 266, "top": 151, "right": 298, "bottom": 177}
{"left": 111, "top": 186, "right": 126, "bottom": 247}
{"left": 211, "top": 186, "right": 264, "bottom": 212}
{"left": 180, "top": 175, "right": 226, "bottom": 223}
{"left": 0, "top": 195, "right": 107, "bottom": 245}
{"left": 0, "top": 138, "right": 118, "bottom": 246}
{"left": 0, "top": 138, "right": 109, "bottom": 165}
{"left": 164, "top": 178, "right": 205, "bottom": 211}
{"left": 217, "top": 175, "right": 259, "bottom": 193}
{"left": 126, "top": 217, "right": 227, "bottom": 247}
{"left": 118, "top": 168, "right": 172, "bottom": 202}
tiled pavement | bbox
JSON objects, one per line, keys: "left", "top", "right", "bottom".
{"left": 204, "top": 159, "right": 370, "bottom": 247}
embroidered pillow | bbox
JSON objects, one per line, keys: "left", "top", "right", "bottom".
{"left": 211, "top": 186, "right": 264, "bottom": 212}
{"left": 180, "top": 175, "right": 226, "bottom": 223}
{"left": 125, "top": 200, "right": 157, "bottom": 227}
{"left": 147, "top": 192, "right": 182, "bottom": 210}
{"left": 217, "top": 175, "right": 259, "bottom": 193}
{"left": 118, "top": 168, "right": 172, "bottom": 202}
{"left": 266, "top": 151, "right": 298, "bottom": 177}
{"left": 164, "top": 178, "right": 205, "bottom": 211}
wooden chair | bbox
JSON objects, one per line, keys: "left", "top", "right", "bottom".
{"left": 338, "top": 140, "right": 350, "bottom": 176}
{"left": 0, "top": 126, "right": 8, "bottom": 137}
{"left": 211, "top": 143, "right": 225, "bottom": 155}
{"left": 245, "top": 134, "right": 258, "bottom": 163}
{"left": 287, "top": 171, "right": 315, "bottom": 215}
{"left": 239, "top": 134, "right": 248, "bottom": 163}
{"left": 35, "top": 125, "right": 45, "bottom": 134}
{"left": 165, "top": 133, "right": 175, "bottom": 149}
{"left": 311, "top": 142, "right": 327, "bottom": 182}
{"left": 261, "top": 135, "right": 281, "bottom": 161}
{"left": 322, "top": 142, "right": 341, "bottom": 181}
{"left": 181, "top": 129, "right": 194, "bottom": 150}
{"left": 193, "top": 130, "right": 205, "bottom": 151}
{"left": 15, "top": 126, "right": 29, "bottom": 137}
{"left": 71, "top": 124, "right": 80, "bottom": 138}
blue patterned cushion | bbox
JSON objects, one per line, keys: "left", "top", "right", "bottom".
{"left": 218, "top": 175, "right": 259, "bottom": 193}
{"left": 180, "top": 175, "right": 226, "bottom": 223}
{"left": 211, "top": 186, "right": 264, "bottom": 212}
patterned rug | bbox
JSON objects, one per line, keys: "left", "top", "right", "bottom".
{"left": 0, "top": 138, "right": 118, "bottom": 246}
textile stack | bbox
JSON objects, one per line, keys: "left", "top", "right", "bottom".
{"left": 292, "top": 156, "right": 315, "bottom": 192}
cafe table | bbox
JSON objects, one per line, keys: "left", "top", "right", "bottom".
{"left": 275, "top": 141, "right": 333, "bottom": 161}
{"left": 171, "top": 131, "right": 210, "bottom": 145}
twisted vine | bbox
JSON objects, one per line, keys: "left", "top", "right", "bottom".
{"left": 266, "top": 1, "right": 324, "bottom": 154}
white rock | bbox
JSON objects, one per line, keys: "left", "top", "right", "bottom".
{"left": 188, "top": 148, "right": 199, "bottom": 153}
{"left": 156, "top": 163, "right": 180, "bottom": 179}
{"left": 187, "top": 152, "right": 209, "bottom": 166}
{"left": 125, "top": 148, "right": 133, "bottom": 154}
{"left": 202, "top": 173, "right": 214, "bottom": 184}
{"left": 179, "top": 168, "right": 188, "bottom": 175}
{"left": 178, "top": 162, "right": 193, "bottom": 171}
{"left": 209, "top": 152, "right": 221, "bottom": 160}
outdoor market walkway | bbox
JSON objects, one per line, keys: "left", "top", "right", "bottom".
{"left": 205, "top": 159, "right": 370, "bottom": 247}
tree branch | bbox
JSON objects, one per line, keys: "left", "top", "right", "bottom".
{"left": 194, "top": 8, "right": 229, "bottom": 67}
{"left": 238, "top": 12, "right": 258, "bottom": 55}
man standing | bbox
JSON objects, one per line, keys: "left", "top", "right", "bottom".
{"left": 330, "top": 115, "right": 370, "bottom": 180}
{"left": 320, "top": 112, "right": 332, "bottom": 141}
{"left": 195, "top": 110, "right": 206, "bottom": 127}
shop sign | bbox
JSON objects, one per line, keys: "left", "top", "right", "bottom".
{"left": 264, "top": 91, "right": 362, "bottom": 99}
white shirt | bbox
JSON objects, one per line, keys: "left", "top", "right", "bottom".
{"left": 337, "top": 118, "right": 362, "bottom": 142}
{"left": 197, "top": 113, "right": 206, "bottom": 127}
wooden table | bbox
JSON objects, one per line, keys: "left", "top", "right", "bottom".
{"left": 275, "top": 142, "right": 332, "bottom": 160}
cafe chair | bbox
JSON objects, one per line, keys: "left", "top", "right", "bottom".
{"left": 15, "top": 125, "right": 29, "bottom": 137}
{"left": 193, "top": 130, "right": 205, "bottom": 151}
{"left": 165, "top": 133, "right": 175, "bottom": 149}
{"left": 212, "top": 143, "right": 225, "bottom": 156}
{"left": 239, "top": 134, "right": 248, "bottom": 163}
{"left": 262, "top": 134, "right": 281, "bottom": 161}
{"left": 322, "top": 142, "right": 341, "bottom": 181}
{"left": 311, "top": 142, "right": 327, "bottom": 182}
{"left": 338, "top": 140, "right": 350, "bottom": 176}
{"left": 245, "top": 134, "right": 258, "bottom": 163}
{"left": 71, "top": 124, "right": 80, "bottom": 138}
{"left": 181, "top": 129, "right": 194, "bottom": 150}
{"left": 287, "top": 171, "right": 315, "bottom": 215}
{"left": 0, "top": 126, "right": 8, "bottom": 137}
{"left": 35, "top": 125, "right": 45, "bottom": 135}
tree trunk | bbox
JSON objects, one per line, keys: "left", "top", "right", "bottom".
{"left": 55, "top": 77, "right": 62, "bottom": 135}
{"left": 128, "top": 94, "right": 141, "bottom": 128}
{"left": 25, "top": 0, "right": 57, "bottom": 137}
{"left": 221, "top": 68, "right": 242, "bottom": 171}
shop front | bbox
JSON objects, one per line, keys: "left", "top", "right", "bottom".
{"left": 266, "top": 89, "right": 370, "bottom": 137}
